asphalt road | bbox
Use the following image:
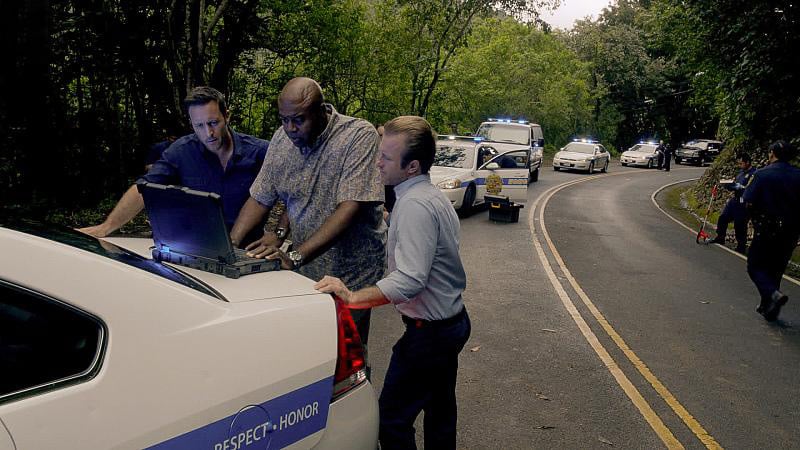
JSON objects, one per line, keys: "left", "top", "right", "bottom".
{"left": 367, "top": 161, "right": 800, "bottom": 449}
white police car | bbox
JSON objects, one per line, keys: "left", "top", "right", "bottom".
{"left": 620, "top": 142, "right": 661, "bottom": 168}
{"left": 553, "top": 139, "right": 611, "bottom": 173}
{"left": 430, "top": 135, "right": 530, "bottom": 213}
{"left": 0, "top": 218, "right": 378, "bottom": 450}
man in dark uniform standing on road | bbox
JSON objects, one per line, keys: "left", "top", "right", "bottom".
{"left": 315, "top": 116, "right": 471, "bottom": 450}
{"left": 711, "top": 153, "right": 756, "bottom": 253}
{"left": 743, "top": 140, "right": 800, "bottom": 321}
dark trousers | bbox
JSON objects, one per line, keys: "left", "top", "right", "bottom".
{"left": 379, "top": 309, "right": 471, "bottom": 450}
{"left": 747, "top": 227, "right": 798, "bottom": 302}
{"left": 663, "top": 154, "right": 671, "bottom": 171}
{"left": 716, "top": 200, "right": 748, "bottom": 251}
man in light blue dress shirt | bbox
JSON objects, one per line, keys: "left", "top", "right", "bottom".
{"left": 316, "top": 116, "right": 471, "bottom": 450}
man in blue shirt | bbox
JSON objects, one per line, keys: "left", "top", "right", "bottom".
{"left": 315, "top": 116, "right": 471, "bottom": 450}
{"left": 711, "top": 153, "right": 756, "bottom": 253}
{"left": 79, "top": 87, "right": 269, "bottom": 245}
{"left": 743, "top": 140, "right": 800, "bottom": 321}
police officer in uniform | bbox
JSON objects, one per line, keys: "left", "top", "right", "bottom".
{"left": 711, "top": 153, "right": 756, "bottom": 253}
{"left": 742, "top": 140, "right": 800, "bottom": 321}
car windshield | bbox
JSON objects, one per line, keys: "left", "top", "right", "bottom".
{"left": 434, "top": 142, "right": 475, "bottom": 169}
{"left": 563, "top": 142, "right": 597, "bottom": 154}
{"left": 475, "top": 124, "right": 530, "bottom": 145}
{"left": 1, "top": 218, "right": 224, "bottom": 300}
{"left": 684, "top": 140, "right": 705, "bottom": 149}
{"left": 629, "top": 144, "right": 656, "bottom": 153}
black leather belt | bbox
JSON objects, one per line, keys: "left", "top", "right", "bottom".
{"left": 402, "top": 307, "right": 466, "bottom": 329}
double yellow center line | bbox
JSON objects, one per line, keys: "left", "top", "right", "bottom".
{"left": 528, "top": 173, "right": 722, "bottom": 449}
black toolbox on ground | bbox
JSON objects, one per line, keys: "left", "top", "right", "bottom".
{"left": 485, "top": 195, "right": 524, "bottom": 223}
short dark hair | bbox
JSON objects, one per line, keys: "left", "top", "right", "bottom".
{"left": 384, "top": 116, "right": 437, "bottom": 174}
{"left": 184, "top": 86, "right": 228, "bottom": 116}
{"left": 769, "top": 140, "right": 797, "bottom": 161}
{"left": 737, "top": 153, "right": 752, "bottom": 164}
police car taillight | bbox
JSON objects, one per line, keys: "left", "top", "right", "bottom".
{"left": 332, "top": 296, "right": 367, "bottom": 400}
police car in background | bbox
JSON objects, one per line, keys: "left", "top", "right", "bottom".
{"left": 620, "top": 142, "right": 661, "bottom": 168}
{"left": 474, "top": 118, "right": 544, "bottom": 183}
{"left": 431, "top": 135, "right": 530, "bottom": 213}
{"left": 0, "top": 218, "right": 378, "bottom": 450}
{"left": 553, "top": 139, "right": 611, "bottom": 173}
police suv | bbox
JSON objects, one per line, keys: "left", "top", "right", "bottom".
{"left": 474, "top": 118, "right": 544, "bottom": 183}
{"left": 0, "top": 219, "right": 378, "bottom": 449}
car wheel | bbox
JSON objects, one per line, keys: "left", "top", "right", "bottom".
{"left": 587, "top": 161, "right": 595, "bottom": 174}
{"left": 601, "top": 159, "right": 609, "bottom": 173}
{"left": 675, "top": 157, "right": 681, "bottom": 164}
{"left": 458, "top": 184, "right": 475, "bottom": 214}
{"left": 647, "top": 159, "right": 653, "bottom": 169}
{"left": 531, "top": 167, "right": 540, "bottom": 182}
{"left": 621, "top": 162, "right": 627, "bottom": 167}
{"left": 553, "top": 166, "right": 560, "bottom": 171}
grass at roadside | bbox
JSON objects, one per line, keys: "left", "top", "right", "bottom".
{"left": 659, "top": 182, "right": 800, "bottom": 277}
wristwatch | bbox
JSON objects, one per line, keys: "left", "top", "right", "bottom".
{"left": 275, "top": 227, "right": 288, "bottom": 239}
{"left": 287, "top": 250, "right": 304, "bottom": 269}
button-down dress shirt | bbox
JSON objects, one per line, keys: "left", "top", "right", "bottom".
{"left": 376, "top": 174, "right": 466, "bottom": 320}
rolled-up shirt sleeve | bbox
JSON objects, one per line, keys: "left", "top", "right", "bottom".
{"left": 376, "top": 199, "right": 437, "bottom": 303}
{"left": 142, "top": 147, "right": 180, "bottom": 184}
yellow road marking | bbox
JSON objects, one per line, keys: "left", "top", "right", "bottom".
{"left": 528, "top": 172, "right": 722, "bottom": 449}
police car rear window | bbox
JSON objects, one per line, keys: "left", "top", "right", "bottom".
{"left": 2, "top": 218, "right": 224, "bottom": 300}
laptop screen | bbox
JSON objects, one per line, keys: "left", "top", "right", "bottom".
{"left": 138, "top": 182, "right": 235, "bottom": 263}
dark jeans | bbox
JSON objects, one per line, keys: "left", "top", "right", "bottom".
{"left": 379, "top": 309, "right": 471, "bottom": 450}
{"left": 716, "top": 200, "right": 748, "bottom": 251}
{"left": 747, "top": 227, "right": 799, "bottom": 302}
{"left": 350, "top": 308, "right": 372, "bottom": 346}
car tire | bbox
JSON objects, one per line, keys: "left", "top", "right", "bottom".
{"left": 601, "top": 159, "right": 609, "bottom": 173}
{"left": 675, "top": 157, "right": 681, "bottom": 164}
{"left": 647, "top": 159, "right": 653, "bottom": 169}
{"left": 587, "top": 161, "right": 595, "bottom": 174}
{"left": 553, "top": 166, "right": 560, "bottom": 171}
{"left": 531, "top": 167, "right": 540, "bottom": 182}
{"left": 621, "top": 162, "right": 627, "bottom": 167}
{"left": 458, "top": 184, "right": 475, "bottom": 214}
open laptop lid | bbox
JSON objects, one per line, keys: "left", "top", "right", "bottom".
{"left": 137, "top": 181, "right": 235, "bottom": 263}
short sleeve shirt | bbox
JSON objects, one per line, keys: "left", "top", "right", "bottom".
{"left": 250, "top": 105, "right": 386, "bottom": 289}
{"left": 143, "top": 131, "right": 269, "bottom": 231}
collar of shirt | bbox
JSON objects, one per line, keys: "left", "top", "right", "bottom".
{"left": 195, "top": 129, "right": 245, "bottom": 167}
{"left": 393, "top": 174, "right": 430, "bottom": 199}
{"left": 299, "top": 104, "right": 339, "bottom": 156}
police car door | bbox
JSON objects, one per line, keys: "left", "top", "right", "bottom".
{"left": 478, "top": 150, "right": 530, "bottom": 204}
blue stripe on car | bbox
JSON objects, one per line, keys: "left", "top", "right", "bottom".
{"left": 147, "top": 377, "right": 333, "bottom": 450}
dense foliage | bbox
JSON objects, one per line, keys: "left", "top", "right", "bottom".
{"left": 2, "top": 0, "right": 798, "bottom": 221}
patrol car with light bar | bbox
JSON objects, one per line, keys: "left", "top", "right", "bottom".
{"left": 553, "top": 139, "right": 611, "bottom": 173}
{"left": 430, "top": 133, "right": 532, "bottom": 213}
{"left": 620, "top": 141, "right": 661, "bottom": 168}
{"left": 0, "top": 218, "right": 378, "bottom": 450}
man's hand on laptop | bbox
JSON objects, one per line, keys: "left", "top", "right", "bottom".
{"left": 245, "top": 238, "right": 292, "bottom": 269}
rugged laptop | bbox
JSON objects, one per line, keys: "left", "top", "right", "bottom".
{"left": 137, "top": 181, "right": 279, "bottom": 278}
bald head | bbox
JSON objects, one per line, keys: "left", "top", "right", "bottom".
{"left": 279, "top": 77, "right": 324, "bottom": 110}
{"left": 278, "top": 77, "right": 328, "bottom": 149}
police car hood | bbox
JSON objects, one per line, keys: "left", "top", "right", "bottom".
{"left": 622, "top": 150, "right": 654, "bottom": 158}
{"left": 557, "top": 151, "right": 593, "bottom": 159}
{"left": 430, "top": 166, "right": 468, "bottom": 184}
{"left": 105, "top": 237, "right": 321, "bottom": 303}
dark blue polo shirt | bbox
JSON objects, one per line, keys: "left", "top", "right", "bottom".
{"left": 143, "top": 131, "right": 269, "bottom": 230}
{"left": 743, "top": 161, "right": 800, "bottom": 225}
